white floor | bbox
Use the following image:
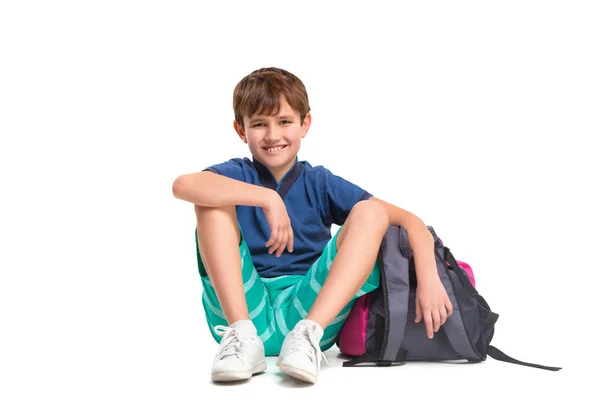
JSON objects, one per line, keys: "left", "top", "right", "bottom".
{"left": 2, "top": 294, "right": 586, "bottom": 400}
{"left": 189, "top": 344, "right": 579, "bottom": 399}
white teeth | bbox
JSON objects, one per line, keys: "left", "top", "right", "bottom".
{"left": 266, "top": 146, "right": 284, "bottom": 152}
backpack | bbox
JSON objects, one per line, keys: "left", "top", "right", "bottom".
{"left": 336, "top": 225, "right": 561, "bottom": 371}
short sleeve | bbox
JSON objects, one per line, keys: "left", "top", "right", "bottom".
{"left": 321, "top": 167, "right": 372, "bottom": 226}
{"left": 202, "top": 159, "right": 245, "bottom": 182}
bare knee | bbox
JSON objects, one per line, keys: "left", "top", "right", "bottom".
{"left": 347, "top": 200, "right": 389, "bottom": 230}
{"left": 194, "top": 205, "right": 240, "bottom": 244}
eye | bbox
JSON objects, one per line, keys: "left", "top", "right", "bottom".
{"left": 280, "top": 120, "right": 291, "bottom": 125}
{"left": 253, "top": 123, "right": 265, "bottom": 127}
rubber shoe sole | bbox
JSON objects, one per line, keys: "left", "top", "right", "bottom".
{"left": 211, "top": 360, "right": 267, "bottom": 382}
{"left": 276, "top": 358, "right": 317, "bottom": 384}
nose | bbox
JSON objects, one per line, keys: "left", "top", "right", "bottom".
{"left": 265, "top": 124, "right": 281, "bottom": 142}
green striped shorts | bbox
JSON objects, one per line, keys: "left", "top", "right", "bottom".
{"left": 195, "top": 225, "right": 381, "bottom": 356}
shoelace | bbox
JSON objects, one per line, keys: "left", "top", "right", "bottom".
{"left": 289, "top": 324, "right": 329, "bottom": 372}
{"left": 213, "top": 325, "right": 253, "bottom": 361}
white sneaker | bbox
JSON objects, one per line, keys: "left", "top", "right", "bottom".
{"left": 276, "top": 320, "right": 329, "bottom": 384}
{"left": 211, "top": 322, "right": 266, "bottom": 382}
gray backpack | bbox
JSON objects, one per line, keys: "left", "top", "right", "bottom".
{"left": 336, "top": 225, "right": 561, "bottom": 371}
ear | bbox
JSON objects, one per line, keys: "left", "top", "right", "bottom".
{"left": 233, "top": 120, "right": 247, "bottom": 143}
{"left": 301, "top": 112, "right": 312, "bottom": 138}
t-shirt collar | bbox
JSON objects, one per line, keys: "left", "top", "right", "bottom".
{"left": 252, "top": 156, "right": 301, "bottom": 198}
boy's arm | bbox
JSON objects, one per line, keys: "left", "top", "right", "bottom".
{"left": 172, "top": 171, "right": 276, "bottom": 208}
{"left": 369, "top": 196, "right": 435, "bottom": 278}
{"left": 174, "top": 171, "right": 294, "bottom": 257}
{"left": 370, "top": 196, "right": 453, "bottom": 339}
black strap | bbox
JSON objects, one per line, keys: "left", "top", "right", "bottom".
{"left": 342, "top": 349, "right": 407, "bottom": 367}
{"left": 486, "top": 345, "right": 562, "bottom": 371}
{"left": 486, "top": 311, "right": 499, "bottom": 326}
{"left": 342, "top": 353, "right": 380, "bottom": 367}
{"left": 443, "top": 247, "right": 477, "bottom": 296}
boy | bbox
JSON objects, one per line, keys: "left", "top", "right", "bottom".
{"left": 172, "top": 67, "right": 452, "bottom": 384}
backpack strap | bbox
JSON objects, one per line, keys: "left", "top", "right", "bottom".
{"left": 342, "top": 348, "right": 408, "bottom": 367}
{"left": 444, "top": 247, "right": 477, "bottom": 296}
{"left": 486, "top": 346, "right": 562, "bottom": 371}
{"left": 377, "top": 226, "right": 412, "bottom": 363}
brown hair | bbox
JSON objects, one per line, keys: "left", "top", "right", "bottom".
{"left": 233, "top": 67, "right": 311, "bottom": 130}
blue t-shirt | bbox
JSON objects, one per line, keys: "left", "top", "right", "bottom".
{"left": 203, "top": 156, "right": 372, "bottom": 278}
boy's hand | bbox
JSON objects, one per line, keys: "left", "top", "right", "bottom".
{"left": 415, "top": 275, "right": 453, "bottom": 339}
{"left": 262, "top": 192, "right": 294, "bottom": 257}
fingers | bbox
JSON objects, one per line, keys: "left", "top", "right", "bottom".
{"left": 445, "top": 299, "right": 454, "bottom": 317}
{"left": 424, "top": 313, "right": 434, "bottom": 339}
{"left": 416, "top": 292, "right": 454, "bottom": 340}
{"left": 266, "top": 227, "right": 279, "bottom": 251}
{"left": 432, "top": 310, "right": 441, "bottom": 334}
{"left": 414, "top": 302, "right": 422, "bottom": 323}
{"left": 275, "top": 228, "right": 288, "bottom": 257}
{"left": 269, "top": 227, "right": 284, "bottom": 255}
{"left": 440, "top": 307, "right": 448, "bottom": 327}
{"left": 287, "top": 226, "right": 294, "bottom": 253}
{"left": 266, "top": 225, "right": 294, "bottom": 257}
{"left": 419, "top": 307, "right": 448, "bottom": 339}
{"left": 265, "top": 229, "right": 277, "bottom": 248}
{"left": 262, "top": 197, "right": 293, "bottom": 256}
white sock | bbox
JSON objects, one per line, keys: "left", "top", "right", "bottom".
{"left": 230, "top": 319, "right": 256, "bottom": 335}
{"left": 297, "top": 319, "right": 324, "bottom": 342}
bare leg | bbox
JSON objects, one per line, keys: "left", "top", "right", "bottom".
{"left": 306, "top": 200, "right": 389, "bottom": 329}
{"left": 195, "top": 204, "right": 249, "bottom": 324}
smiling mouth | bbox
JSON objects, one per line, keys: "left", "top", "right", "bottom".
{"left": 264, "top": 145, "right": 287, "bottom": 153}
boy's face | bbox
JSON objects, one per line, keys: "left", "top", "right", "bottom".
{"left": 234, "top": 99, "right": 311, "bottom": 177}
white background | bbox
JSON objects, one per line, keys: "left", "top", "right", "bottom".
{"left": 1, "top": 1, "right": 598, "bottom": 399}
